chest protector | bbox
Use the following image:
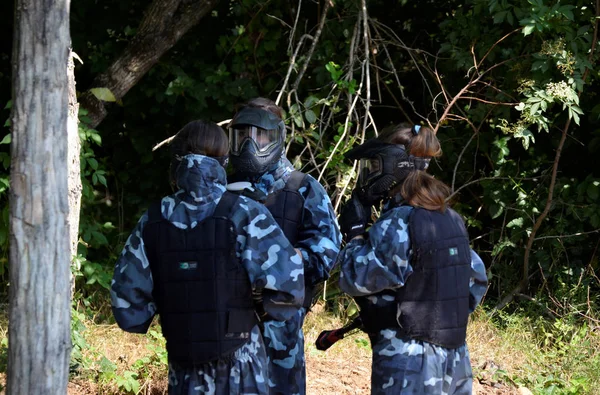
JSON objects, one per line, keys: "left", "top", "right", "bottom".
{"left": 142, "top": 192, "right": 257, "bottom": 366}
{"left": 263, "top": 171, "right": 314, "bottom": 308}
{"left": 358, "top": 207, "right": 471, "bottom": 349}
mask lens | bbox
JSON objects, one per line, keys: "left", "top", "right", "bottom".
{"left": 255, "top": 128, "right": 279, "bottom": 152}
{"left": 359, "top": 158, "right": 381, "bottom": 180}
{"left": 229, "top": 126, "right": 255, "bottom": 154}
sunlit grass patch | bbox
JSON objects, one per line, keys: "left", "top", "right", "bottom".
{"left": 468, "top": 308, "right": 600, "bottom": 394}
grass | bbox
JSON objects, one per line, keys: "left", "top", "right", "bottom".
{"left": 467, "top": 309, "right": 600, "bottom": 394}
{"left": 1, "top": 302, "right": 600, "bottom": 394}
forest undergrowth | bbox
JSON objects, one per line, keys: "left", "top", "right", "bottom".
{"left": 1, "top": 299, "right": 598, "bottom": 395}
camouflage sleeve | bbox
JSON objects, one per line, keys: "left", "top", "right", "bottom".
{"left": 296, "top": 175, "right": 342, "bottom": 286}
{"left": 339, "top": 206, "right": 414, "bottom": 296}
{"left": 110, "top": 212, "right": 157, "bottom": 334}
{"left": 232, "top": 196, "right": 305, "bottom": 321}
{"left": 469, "top": 249, "right": 488, "bottom": 312}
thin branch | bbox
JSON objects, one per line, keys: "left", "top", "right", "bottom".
{"left": 370, "top": 22, "right": 418, "bottom": 122}
{"left": 371, "top": 20, "right": 435, "bottom": 102}
{"left": 361, "top": 0, "right": 372, "bottom": 135}
{"left": 450, "top": 118, "right": 479, "bottom": 193}
{"left": 288, "top": 0, "right": 303, "bottom": 55}
{"left": 459, "top": 96, "right": 518, "bottom": 106}
{"left": 335, "top": 161, "right": 359, "bottom": 212}
{"left": 534, "top": 229, "right": 600, "bottom": 241}
{"left": 317, "top": 67, "right": 365, "bottom": 182}
{"left": 291, "top": 0, "right": 332, "bottom": 92}
{"left": 276, "top": 34, "right": 313, "bottom": 105}
{"left": 346, "top": 11, "right": 361, "bottom": 114}
{"left": 152, "top": 118, "right": 230, "bottom": 151}
{"left": 477, "top": 80, "right": 519, "bottom": 102}
{"left": 447, "top": 176, "right": 538, "bottom": 202}
{"left": 479, "top": 28, "right": 521, "bottom": 66}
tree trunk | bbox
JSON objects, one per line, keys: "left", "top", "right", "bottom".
{"left": 8, "top": 0, "right": 72, "bottom": 393}
{"left": 79, "top": 0, "right": 221, "bottom": 128}
{"left": 68, "top": 51, "right": 81, "bottom": 295}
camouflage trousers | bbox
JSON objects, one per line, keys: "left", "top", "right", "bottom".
{"left": 262, "top": 308, "right": 307, "bottom": 395}
{"left": 167, "top": 325, "right": 269, "bottom": 395}
{"left": 369, "top": 329, "right": 473, "bottom": 395}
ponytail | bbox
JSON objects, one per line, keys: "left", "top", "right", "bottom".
{"left": 400, "top": 171, "right": 450, "bottom": 212}
{"left": 408, "top": 126, "right": 441, "bottom": 158}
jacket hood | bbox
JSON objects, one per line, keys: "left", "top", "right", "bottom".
{"left": 162, "top": 154, "right": 227, "bottom": 229}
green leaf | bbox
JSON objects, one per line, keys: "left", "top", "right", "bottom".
{"left": 293, "top": 114, "right": 304, "bottom": 128}
{"left": 506, "top": 11, "right": 514, "bottom": 25}
{"left": 522, "top": 25, "right": 535, "bottom": 36}
{"left": 489, "top": 202, "right": 504, "bottom": 219}
{"left": 91, "top": 230, "right": 108, "bottom": 245}
{"left": 569, "top": 107, "right": 581, "bottom": 125}
{"left": 0, "top": 134, "right": 10, "bottom": 145}
{"left": 97, "top": 174, "right": 107, "bottom": 187}
{"left": 493, "top": 11, "right": 507, "bottom": 24}
{"left": 492, "top": 239, "right": 516, "bottom": 256}
{"left": 587, "top": 183, "right": 599, "bottom": 200}
{"left": 507, "top": 217, "right": 524, "bottom": 228}
{"left": 304, "top": 96, "right": 318, "bottom": 108}
{"left": 305, "top": 110, "right": 317, "bottom": 124}
{"left": 3, "top": 101, "right": 11, "bottom": 110}
{"left": 87, "top": 157, "right": 98, "bottom": 170}
{"left": 89, "top": 87, "right": 117, "bottom": 102}
{"left": 571, "top": 105, "right": 584, "bottom": 115}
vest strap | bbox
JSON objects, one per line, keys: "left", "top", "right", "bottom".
{"left": 285, "top": 170, "right": 306, "bottom": 192}
{"left": 146, "top": 200, "right": 163, "bottom": 224}
{"left": 214, "top": 191, "right": 239, "bottom": 218}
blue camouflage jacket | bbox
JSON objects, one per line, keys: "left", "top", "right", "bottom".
{"left": 111, "top": 154, "right": 305, "bottom": 333}
{"left": 339, "top": 204, "right": 488, "bottom": 313}
{"left": 244, "top": 157, "right": 341, "bottom": 288}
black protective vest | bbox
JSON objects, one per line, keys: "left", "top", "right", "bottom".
{"left": 358, "top": 207, "right": 471, "bottom": 349}
{"left": 142, "top": 192, "right": 257, "bottom": 365}
{"left": 263, "top": 171, "right": 314, "bottom": 308}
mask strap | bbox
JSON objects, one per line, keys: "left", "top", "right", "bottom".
{"left": 410, "top": 156, "right": 430, "bottom": 170}
{"left": 215, "top": 155, "right": 229, "bottom": 167}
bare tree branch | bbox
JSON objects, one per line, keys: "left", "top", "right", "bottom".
{"left": 80, "top": 0, "right": 221, "bottom": 128}
{"left": 291, "top": 0, "right": 332, "bottom": 92}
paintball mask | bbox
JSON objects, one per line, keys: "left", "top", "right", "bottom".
{"left": 346, "top": 132, "right": 430, "bottom": 205}
{"left": 228, "top": 107, "right": 286, "bottom": 175}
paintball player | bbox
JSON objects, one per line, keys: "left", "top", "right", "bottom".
{"left": 336, "top": 123, "right": 488, "bottom": 394}
{"left": 227, "top": 97, "right": 342, "bottom": 395}
{"left": 111, "top": 120, "right": 304, "bottom": 394}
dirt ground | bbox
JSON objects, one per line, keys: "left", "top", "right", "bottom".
{"left": 305, "top": 353, "right": 520, "bottom": 395}
{"left": 5, "top": 360, "right": 521, "bottom": 395}
{"left": 63, "top": 358, "right": 517, "bottom": 395}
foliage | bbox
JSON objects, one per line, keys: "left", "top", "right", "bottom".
{"left": 2, "top": 0, "right": 600, "bottom": 390}
{"left": 475, "top": 307, "right": 600, "bottom": 394}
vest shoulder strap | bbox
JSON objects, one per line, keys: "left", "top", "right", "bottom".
{"left": 146, "top": 200, "right": 163, "bottom": 225}
{"left": 213, "top": 191, "right": 239, "bottom": 219}
{"left": 284, "top": 170, "right": 307, "bottom": 192}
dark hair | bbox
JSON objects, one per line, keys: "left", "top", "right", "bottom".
{"left": 169, "top": 120, "right": 228, "bottom": 186}
{"left": 381, "top": 123, "right": 449, "bottom": 211}
{"left": 241, "top": 97, "right": 283, "bottom": 119}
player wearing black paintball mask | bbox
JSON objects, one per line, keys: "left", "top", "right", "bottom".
{"left": 227, "top": 98, "right": 341, "bottom": 395}
{"left": 229, "top": 105, "right": 286, "bottom": 178}
{"left": 339, "top": 125, "right": 430, "bottom": 241}
{"left": 323, "top": 123, "right": 488, "bottom": 395}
